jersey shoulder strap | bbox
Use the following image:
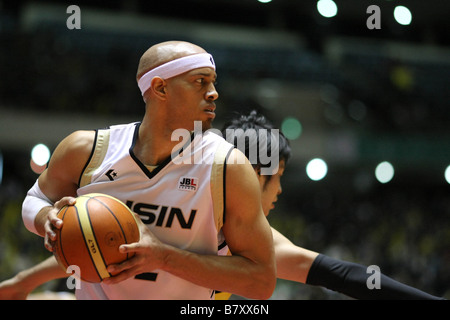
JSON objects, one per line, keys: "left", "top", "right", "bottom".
{"left": 78, "top": 128, "right": 111, "bottom": 188}
{"left": 210, "top": 139, "right": 234, "bottom": 233}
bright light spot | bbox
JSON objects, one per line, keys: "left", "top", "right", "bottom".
{"left": 394, "top": 6, "right": 412, "bottom": 25}
{"left": 281, "top": 117, "right": 302, "bottom": 140}
{"left": 375, "top": 161, "right": 394, "bottom": 183}
{"left": 317, "top": 0, "right": 338, "bottom": 18}
{"left": 445, "top": 165, "right": 450, "bottom": 184}
{"left": 31, "top": 144, "right": 51, "bottom": 166}
{"left": 306, "top": 158, "right": 328, "bottom": 181}
{"left": 258, "top": 0, "right": 272, "bottom": 3}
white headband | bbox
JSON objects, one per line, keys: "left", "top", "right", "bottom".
{"left": 138, "top": 53, "right": 216, "bottom": 97}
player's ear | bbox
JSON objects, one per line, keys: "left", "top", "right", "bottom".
{"left": 150, "top": 77, "right": 167, "bottom": 99}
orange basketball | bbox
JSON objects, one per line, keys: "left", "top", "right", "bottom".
{"left": 53, "top": 193, "right": 140, "bottom": 283}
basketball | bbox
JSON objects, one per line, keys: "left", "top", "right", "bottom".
{"left": 53, "top": 193, "right": 140, "bottom": 283}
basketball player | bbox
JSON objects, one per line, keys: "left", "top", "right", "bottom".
{"left": 216, "top": 110, "right": 445, "bottom": 300}
{"left": 0, "top": 110, "right": 444, "bottom": 300}
{"left": 19, "top": 41, "right": 277, "bottom": 300}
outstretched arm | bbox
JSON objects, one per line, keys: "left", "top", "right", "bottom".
{"left": 0, "top": 256, "right": 68, "bottom": 300}
{"left": 272, "top": 227, "right": 444, "bottom": 300}
{"left": 306, "top": 254, "right": 445, "bottom": 300}
{"left": 271, "top": 227, "right": 319, "bottom": 283}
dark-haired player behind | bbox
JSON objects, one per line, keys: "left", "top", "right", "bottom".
{"left": 215, "top": 110, "right": 444, "bottom": 300}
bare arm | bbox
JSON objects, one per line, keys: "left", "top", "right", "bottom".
{"left": 106, "top": 149, "right": 277, "bottom": 299}
{"left": 271, "top": 227, "right": 319, "bottom": 283}
{"left": 218, "top": 149, "right": 277, "bottom": 298}
{"left": 29, "top": 130, "right": 95, "bottom": 248}
{"left": 0, "top": 256, "right": 68, "bottom": 300}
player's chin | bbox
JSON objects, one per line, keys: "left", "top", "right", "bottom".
{"left": 265, "top": 203, "right": 276, "bottom": 216}
{"left": 201, "top": 118, "right": 214, "bottom": 130}
{"left": 263, "top": 207, "right": 272, "bottom": 217}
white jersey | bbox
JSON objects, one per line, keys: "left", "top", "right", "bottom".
{"left": 75, "top": 122, "right": 233, "bottom": 300}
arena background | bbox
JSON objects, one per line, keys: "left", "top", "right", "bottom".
{"left": 0, "top": 0, "right": 449, "bottom": 299}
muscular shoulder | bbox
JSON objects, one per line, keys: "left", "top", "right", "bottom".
{"left": 51, "top": 130, "right": 96, "bottom": 174}
{"left": 225, "top": 148, "right": 257, "bottom": 184}
{"left": 39, "top": 130, "right": 96, "bottom": 201}
{"left": 57, "top": 130, "right": 96, "bottom": 155}
{"left": 224, "top": 148, "right": 261, "bottom": 215}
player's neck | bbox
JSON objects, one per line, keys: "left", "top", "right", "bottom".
{"left": 134, "top": 117, "right": 181, "bottom": 166}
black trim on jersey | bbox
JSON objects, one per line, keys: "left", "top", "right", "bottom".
{"left": 218, "top": 240, "right": 227, "bottom": 251}
{"left": 129, "top": 122, "right": 196, "bottom": 179}
{"left": 77, "top": 129, "right": 98, "bottom": 187}
{"left": 222, "top": 147, "right": 234, "bottom": 225}
{"left": 135, "top": 272, "right": 158, "bottom": 281}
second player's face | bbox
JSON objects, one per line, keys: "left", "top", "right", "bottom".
{"left": 258, "top": 159, "right": 285, "bottom": 216}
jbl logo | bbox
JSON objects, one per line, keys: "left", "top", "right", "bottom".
{"left": 178, "top": 177, "right": 198, "bottom": 191}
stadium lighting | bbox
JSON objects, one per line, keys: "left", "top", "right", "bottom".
{"left": 375, "top": 161, "right": 395, "bottom": 184}
{"left": 394, "top": 6, "right": 412, "bottom": 25}
{"left": 31, "top": 143, "right": 51, "bottom": 166}
{"left": 317, "top": 0, "right": 338, "bottom": 18}
{"left": 281, "top": 117, "right": 302, "bottom": 140}
{"left": 306, "top": 158, "right": 328, "bottom": 181}
{"left": 30, "top": 143, "right": 51, "bottom": 174}
{"left": 445, "top": 165, "right": 450, "bottom": 184}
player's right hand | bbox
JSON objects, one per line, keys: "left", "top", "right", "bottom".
{"left": 44, "top": 197, "right": 76, "bottom": 252}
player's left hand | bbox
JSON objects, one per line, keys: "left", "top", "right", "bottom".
{"left": 103, "top": 213, "right": 168, "bottom": 284}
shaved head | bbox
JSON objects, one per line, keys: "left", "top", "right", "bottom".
{"left": 136, "top": 41, "right": 207, "bottom": 80}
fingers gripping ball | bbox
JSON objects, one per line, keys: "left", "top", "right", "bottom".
{"left": 53, "top": 193, "right": 140, "bottom": 283}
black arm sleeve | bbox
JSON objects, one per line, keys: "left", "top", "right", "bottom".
{"left": 305, "top": 254, "right": 444, "bottom": 300}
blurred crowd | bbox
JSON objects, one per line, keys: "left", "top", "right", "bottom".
{"left": 0, "top": 5, "right": 449, "bottom": 299}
